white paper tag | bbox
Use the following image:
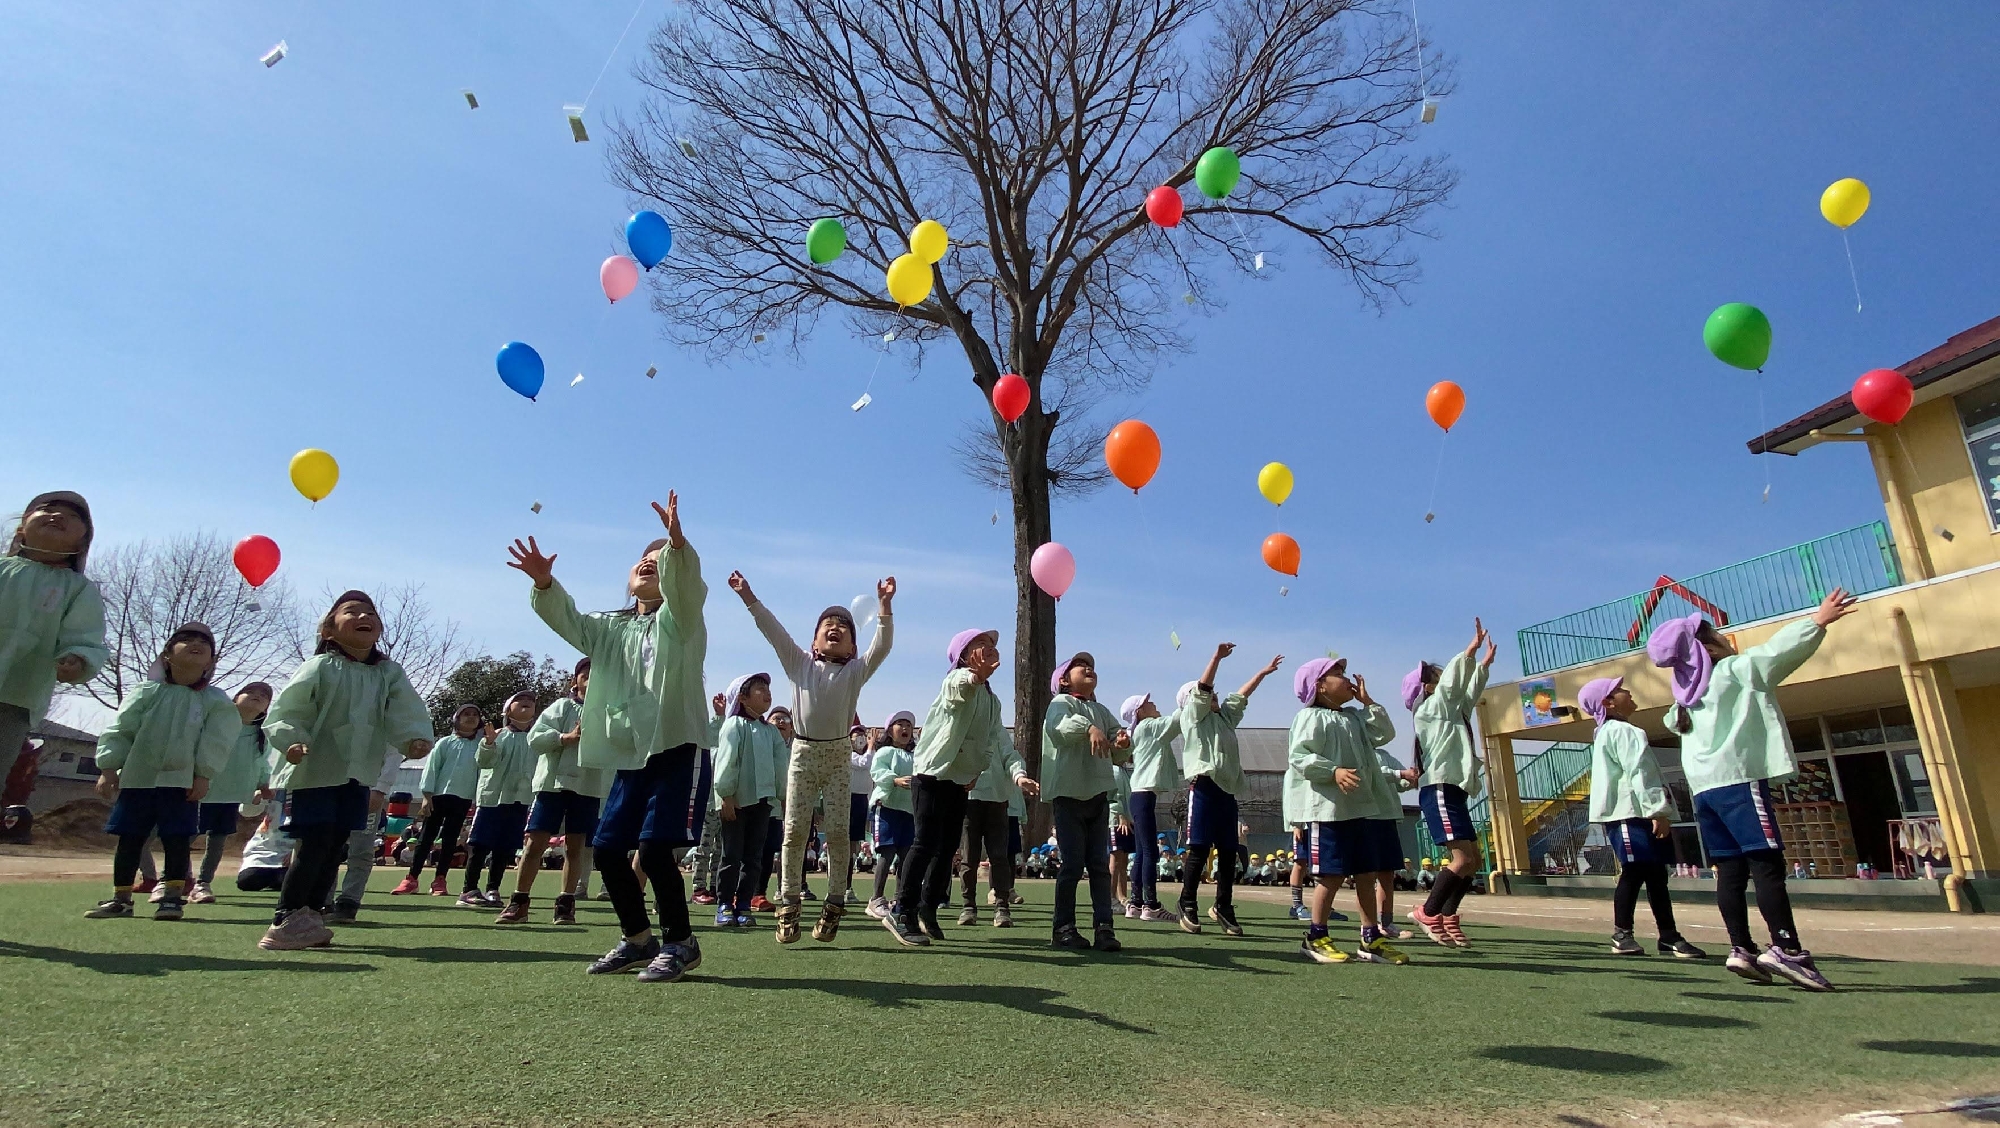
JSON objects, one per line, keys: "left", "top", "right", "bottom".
{"left": 851, "top": 393, "right": 872, "bottom": 411}
{"left": 260, "top": 40, "right": 287, "bottom": 67}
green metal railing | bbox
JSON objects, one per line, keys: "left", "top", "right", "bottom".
{"left": 1413, "top": 743, "right": 1596, "bottom": 864}
{"left": 1515, "top": 522, "right": 1903, "bottom": 676}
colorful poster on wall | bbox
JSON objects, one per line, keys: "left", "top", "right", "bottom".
{"left": 1521, "top": 677, "right": 1560, "bottom": 727}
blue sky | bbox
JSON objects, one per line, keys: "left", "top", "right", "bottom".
{"left": 8, "top": 3, "right": 1999, "bottom": 735}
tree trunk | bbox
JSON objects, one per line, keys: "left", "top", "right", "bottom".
{"left": 1008, "top": 399, "right": 1058, "bottom": 851}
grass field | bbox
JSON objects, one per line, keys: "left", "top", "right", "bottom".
{"left": 2, "top": 874, "right": 1996, "bottom": 1127}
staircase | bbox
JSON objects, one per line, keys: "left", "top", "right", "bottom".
{"left": 1415, "top": 743, "right": 1597, "bottom": 871}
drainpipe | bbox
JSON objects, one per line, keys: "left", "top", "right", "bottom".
{"left": 1866, "top": 434, "right": 1935, "bottom": 581}
{"left": 1888, "top": 606, "right": 1970, "bottom": 911}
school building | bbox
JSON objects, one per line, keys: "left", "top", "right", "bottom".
{"left": 1468, "top": 313, "right": 2000, "bottom": 913}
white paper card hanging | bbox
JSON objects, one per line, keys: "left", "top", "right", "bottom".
{"left": 570, "top": 373, "right": 585, "bottom": 387}
{"left": 462, "top": 89, "right": 479, "bottom": 109}
{"left": 530, "top": 501, "right": 543, "bottom": 514}
{"left": 644, "top": 365, "right": 658, "bottom": 379}
{"left": 851, "top": 392, "right": 872, "bottom": 412}
{"left": 261, "top": 40, "right": 288, "bottom": 67}
{"left": 1420, "top": 98, "right": 1438, "bottom": 124}
{"left": 565, "top": 105, "right": 589, "bottom": 143}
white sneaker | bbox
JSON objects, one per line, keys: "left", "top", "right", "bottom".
{"left": 187, "top": 882, "right": 217, "bottom": 905}
{"left": 258, "top": 910, "right": 330, "bottom": 951}
{"left": 1123, "top": 902, "right": 1142, "bottom": 919}
{"left": 865, "top": 897, "right": 891, "bottom": 920}
{"left": 148, "top": 884, "right": 169, "bottom": 904}
{"left": 1140, "top": 906, "right": 1177, "bottom": 923}
{"left": 844, "top": 889, "right": 858, "bottom": 905}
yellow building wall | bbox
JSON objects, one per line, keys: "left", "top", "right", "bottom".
{"left": 1867, "top": 387, "right": 2000, "bottom": 576}
{"left": 1950, "top": 684, "right": 2000, "bottom": 861}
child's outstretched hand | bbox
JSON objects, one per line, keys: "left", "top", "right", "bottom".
{"left": 1812, "top": 587, "right": 1859, "bottom": 628}
{"left": 727, "top": 571, "right": 756, "bottom": 605}
{"left": 1481, "top": 637, "right": 1498, "bottom": 668}
{"left": 507, "top": 537, "right": 558, "bottom": 589}
{"left": 653, "top": 491, "right": 685, "bottom": 550}
{"left": 1113, "top": 728, "right": 1132, "bottom": 750}
{"left": 482, "top": 722, "right": 498, "bottom": 742}
{"left": 967, "top": 645, "right": 1001, "bottom": 683}
{"left": 1214, "top": 642, "right": 1237, "bottom": 659}
{"left": 711, "top": 692, "right": 726, "bottom": 717}
{"left": 1260, "top": 655, "right": 1285, "bottom": 677}
{"left": 54, "top": 654, "right": 86, "bottom": 684}
{"left": 1352, "top": 675, "right": 1375, "bottom": 707}
{"left": 1018, "top": 776, "right": 1041, "bottom": 798}
{"left": 877, "top": 576, "right": 897, "bottom": 612}
{"left": 1465, "top": 617, "right": 1486, "bottom": 657}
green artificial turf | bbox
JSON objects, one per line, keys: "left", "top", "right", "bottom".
{"left": 1, "top": 874, "right": 1996, "bottom": 1127}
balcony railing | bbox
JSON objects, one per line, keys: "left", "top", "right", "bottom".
{"left": 1516, "top": 522, "right": 1903, "bottom": 677}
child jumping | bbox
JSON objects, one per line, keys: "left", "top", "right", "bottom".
{"left": 1042, "top": 652, "right": 1128, "bottom": 951}
{"left": 504, "top": 659, "right": 607, "bottom": 925}
{"left": 190, "top": 681, "right": 273, "bottom": 904}
{"left": 1580, "top": 676, "right": 1704, "bottom": 959}
{"left": 1175, "top": 643, "right": 1282, "bottom": 936}
{"left": 709, "top": 672, "right": 785, "bottom": 927}
{"left": 865, "top": 711, "right": 917, "bottom": 919}
{"left": 512, "top": 494, "right": 710, "bottom": 984}
{"left": 395, "top": 705, "right": 481, "bottom": 896}
{"left": 727, "top": 571, "right": 895, "bottom": 945}
{"left": 1, "top": 491, "right": 106, "bottom": 781}
{"left": 461, "top": 691, "right": 538, "bottom": 909}
{"left": 1287, "top": 657, "right": 1407, "bottom": 964}
{"left": 1647, "top": 590, "right": 1856, "bottom": 990}
{"left": 1406, "top": 619, "right": 1496, "bottom": 949}
{"left": 86, "top": 623, "right": 239, "bottom": 921}
{"left": 1120, "top": 693, "right": 1181, "bottom": 923}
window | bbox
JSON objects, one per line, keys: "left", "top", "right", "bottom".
{"left": 1880, "top": 704, "right": 1918, "bottom": 744}
{"left": 56, "top": 751, "right": 73, "bottom": 763}
{"left": 1891, "top": 749, "right": 1937, "bottom": 815}
{"left": 76, "top": 756, "right": 99, "bottom": 778}
{"left": 1827, "top": 711, "right": 1884, "bottom": 749}
{"left": 1956, "top": 378, "right": 2000, "bottom": 530}
{"left": 1787, "top": 717, "right": 1826, "bottom": 754}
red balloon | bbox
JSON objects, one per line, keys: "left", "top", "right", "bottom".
{"left": 1852, "top": 368, "right": 1913, "bottom": 425}
{"left": 232, "top": 535, "right": 281, "bottom": 588}
{"left": 993, "top": 373, "right": 1029, "bottom": 424}
{"left": 1145, "top": 185, "right": 1184, "bottom": 228}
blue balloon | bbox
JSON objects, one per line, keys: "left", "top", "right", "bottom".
{"left": 496, "top": 341, "right": 545, "bottom": 401}
{"left": 625, "top": 210, "right": 673, "bottom": 270}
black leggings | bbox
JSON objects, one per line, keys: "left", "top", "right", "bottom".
{"left": 1715, "top": 849, "right": 1800, "bottom": 952}
{"left": 462, "top": 845, "right": 517, "bottom": 893}
{"left": 277, "top": 827, "right": 348, "bottom": 917}
{"left": 1613, "top": 861, "right": 1681, "bottom": 939}
{"left": 594, "top": 840, "right": 690, "bottom": 943}
{"left": 896, "top": 775, "right": 969, "bottom": 918}
{"left": 1178, "top": 843, "right": 1236, "bottom": 912}
{"left": 405, "top": 795, "right": 471, "bottom": 881}
{"left": 871, "top": 845, "right": 906, "bottom": 902}
{"left": 115, "top": 833, "right": 189, "bottom": 890}
{"left": 1423, "top": 866, "right": 1474, "bottom": 916}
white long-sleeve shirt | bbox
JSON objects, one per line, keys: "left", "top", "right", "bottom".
{"left": 747, "top": 602, "right": 892, "bottom": 742}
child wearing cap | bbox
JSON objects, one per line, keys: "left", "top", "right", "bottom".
{"left": 727, "top": 571, "right": 896, "bottom": 945}
{"left": 1286, "top": 656, "right": 1407, "bottom": 964}
{"left": 501, "top": 659, "right": 607, "bottom": 925}
{"left": 510, "top": 494, "right": 711, "bottom": 984}
{"left": 960, "top": 708, "right": 1036, "bottom": 927}
{"left": 260, "top": 593, "right": 434, "bottom": 949}
{"left": 1647, "top": 589, "right": 1856, "bottom": 990}
{"left": 1120, "top": 693, "right": 1180, "bottom": 922}
{"left": 706, "top": 672, "right": 785, "bottom": 927}
{"left": 457, "top": 692, "right": 539, "bottom": 909}
{"left": 85, "top": 623, "right": 239, "bottom": 921}
{"left": 0, "top": 491, "right": 107, "bottom": 782}
{"left": 1042, "top": 652, "right": 1130, "bottom": 951}
{"left": 189, "top": 681, "right": 273, "bottom": 904}
{"left": 1580, "top": 675, "right": 1704, "bottom": 960}
{"left": 865, "top": 711, "right": 918, "bottom": 918}
{"left": 1174, "top": 643, "right": 1283, "bottom": 937}
{"left": 884, "top": 628, "right": 1007, "bottom": 947}
{"left": 396, "top": 705, "right": 482, "bottom": 896}
{"left": 1407, "top": 619, "right": 1496, "bottom": 949}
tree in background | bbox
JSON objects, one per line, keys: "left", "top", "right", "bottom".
{"left": 425, "top": 652, "right": 571, "bottom": 737}
{"left": 611, "top": 0, "right": 1454, "bottom": 791}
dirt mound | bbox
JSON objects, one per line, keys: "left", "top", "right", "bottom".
{"left": 32, "top": 798, "right": 117, "bottom": 850}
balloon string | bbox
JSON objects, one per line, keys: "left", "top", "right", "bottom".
{"left": 1410, "top": 0, "right": 1427, "bottom": 97}
{"left": 1425, "top": 431, "right": 1449, "bottom": 519}
{"left": 1223, "top": 207, "right": 1257, "bottom": 268}
{"left": 860, "top": 344, "right": 889, "bottom": 400}
{"left": 1841, "top": 229, "right": 1864, "bottom": 314}
{"left": 581, "top": 0, "right": 650, "bottom": 110}
{"left": 1756, "top": 374, "right": 1772, "bottom": 502}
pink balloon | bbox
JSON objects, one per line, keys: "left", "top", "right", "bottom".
{"left": 1030, "top": 541, "right": 1076, "bottom": 600}
{"left": 600, "top": 255, "right": 640, "bottom": 303}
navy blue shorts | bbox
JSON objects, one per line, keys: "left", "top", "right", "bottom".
{"left": 281, "top": 781, "right": 370, "bottom": 835}
{"left": 872, "top": 804, "right": 914, "bottom": 851}
{"left": 1608, "top": 817, "right": 1671, "bottom": 865}
{"left": 1420, "top": 783, "right": 1477, "bottom": 844}
{"left": 848, "top": 792, "right": 868, "bottom": 839}
{"left": 1111, "top": 825, "right": 1135, "bottom": 855}
{"left": 106, "top": 786, "right": 199, "bottom": 838}
{"left": 1186, "top": 774, "right": 1239, "bottom": 849}
{"left": 591, "top": 744, "right": 712, "bottom": 852}
{"left": 469, "top": 802, "right": 530, "bottom": 848}
{"left": 1299, "top": 822, "right": 1347, "bottom": 876}
{"left": 1331, "top": 819, "right": 1404, "bottom": 875}
{"left": 197, "top": 801, "right": 242, "bottom": 836}
{"left": 1693, "top": 780, "right": 1783, "bottom": 860}
{"left": 526, "top": 790, "right": 601, "bottom": 837}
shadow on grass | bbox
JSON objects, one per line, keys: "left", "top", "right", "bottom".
{"left": 850, "top": 939, "right": 1303, "bottom": 977}
{"left": 1595, "top": 1009, "right": 1753, "bottom": 1030}
{"left": 1681, "top": 990, "right": 1792, "bottom": 1005}
{"left": 338, "top": 943, "right": 592, "bottom": 965}
{"left": 1861, "top": 1039, "right": 2000, "bottom": 1058}
{"left": 1841, "top": 977, "right": 2000, "bottom": 996}
{"left": 1477, "top": 1045, "right": 1672, "bottom": 1075}
{"left": 712, "top": 974, "right": 1153, "bottom": 1032}
{"left": 0, "top": 939, "right": 374, "bottom": 976}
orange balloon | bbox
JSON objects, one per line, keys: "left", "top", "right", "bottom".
{"left": 1104, "top": 420, "right": 1161, "bottom": 492}
{"left": 1262, "top": 533, "right": 1300, "bottom": 577}
{"left": 1426, "top": 381, "right": 1465, "bottom": 432}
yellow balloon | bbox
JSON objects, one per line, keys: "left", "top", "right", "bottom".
{"left": 1257, "top": 461, "right": 1294, "bottom": 506}
{"left": 290, "top": 448, "right": 340, "bottom": 503}
{"left": 909, "top": 219, "right": 949, "bottom": 265}
{"left": 1820, "top": 177, "right": 1870, "bottom": 229}
{"left": 886, "top": 252, "right": 933, "bottom": 307}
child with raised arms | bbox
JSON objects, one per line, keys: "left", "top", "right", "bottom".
{"left": 501, "top": 659, "right": 606, "bottom": 925}
{"left": 727, "top": 572, "right": 895, "bottom": 944}
{"left": 0, "top": 491, "right": 106, "bottom": 781}
{"left": 1119, "top": 694, "right": 1181, "bottom": 923}
{"left": 1648, "top": 590, "right": 1855, "bottom": 991}
{"left": 1406, "top": 619, "right": 1496, "bottom": 949}
{"left": 460, "top": 691, "right": 538, "bottom": 909}
{"left": 884, "top": 628, "right": 1006, "bottom": 947}
{"left": 394, "top": 705, "right": 481, "bottom": 896}
{"left": 260, "top": 593, "right": 434, "bottom": 949}
{"left": 1174, "top": 643, "right": 1283, "bottom": 937}
{"left": 865, "top": 711, "right": 917, "bottom": 919}
{"left": 510, "top": 494, "right": 710, "bottom": 984}
{"left": 1580, "top": 676, "right": 1704, "bottom": 960}
{"left": 85, "top": 623, "right": 239, "bottom": 921}
{"left": 189, "top": 681, "right": 273, "bottom": 904}
{"left": 1042, "top": 652, "right": 1129, "bottom": 950}
{"left": 709, "top": 672, "right": 785, "bottom": 927}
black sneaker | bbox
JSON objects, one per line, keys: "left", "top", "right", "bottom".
{"left": 153, "top": 897, "right": 185, "bottom": 922}
{"left": 1660, "top": 937, "right": 1708, "bottom": 960}
{"left": 1093, "top": 927, "right": 1122, "bottom": 953}
{"left": 918, "top": 907, "right": 946, "bottom": 942}
{"left": 636, "top": 938, "right": 701, "bottom": 983}
{"left": 1177, "top": 903, "right": 1202, "bottom": 935}
{"left": 552, "top": 894, "right": 577, "bottom": 926}
{"left": 1216, "top": 907, "right": 1244, "bottom": 937}
{"left": 1611, "top": 929, "right": 1644, "bottom": 956}
{"left": 587, "top": 936, "right": 663, "bottom": 975}
{"left": 673, "top": 936, "right": 702, "bottom": 972}
{"left": 882, "top": 911, "right": 930, "bottom": 947}
{"left": 1050, "top": 924, "right": 1093, "bottom": 950}
{"left": 84, "top": 898, "right": 135, "bottom": 919}
{"left": 323, "top": 898, "right": 361, "bottom": 926}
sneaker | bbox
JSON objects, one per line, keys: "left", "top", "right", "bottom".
{"left": 294, "top": 907, "right": 336, "bottom": 947}
{"left": 149, "top": 884, "right": 169, "bottom": 904}
{"left": 1660, "top": 937, "right": 1708, "bottom": 960}
{"left": 987, "top": 889, "right": 1001, "bottom": 907}
{"left": 552, "top": 895, "right": 578, "bottom": 926}
{"left": 1093, "top": 927, "right": 1122, "bottom": 953}
{"left": 1409, "top": 905, "right": 1453, "bottom": 947}
{"left": 691, "top": 890, "right": 718, "bottom": 906}
{"left": 258, "top": 910, "right": 328, "bottom": 951}
{"left": 801, "top": 887, "right": 818, "bottom": 902}
{"left": 592, "top": 889, "right": 613, "bottom": 902}
{"left": 1216, "top": 907, "right": 1244, "bottom": 937}
{"left": 495, "top": 895, "right": 530, "bottom": 925}
{"left": 1611, "top": 929, "right": 1645, "bottom": 956}
{"left": 324, "top": 898, "right": 361, "bottom": 926}
{"left": 1726, "top": 946, "right": 1774, "bottom": 984}
{"left": 456, "top": 889, "right": 485, "bottom": 909}
{"left": 1357, "top": 936, "right": 1410, "bottom": 965}
{"left": 992, "top": 904, "right": 1014, "bottom": 928}
{"left": 1328, "top": 908, "right": 1348, "bottom": 922}
{"left": 588, "top": 936, "right": 662, "bottom": 974}
{"left": 1288, "top": 904, "right": 1310, "bottom": 921}
{"left": 1379, "top": 922, "right": 1412, "bottom": 941}
{"left": 390, "top": 875, "right": 420, "bottom": 896}
{"left": 1010, "top": 891, "right": 1024, "bottom": 905}
{"left": 1124, "top": 901, "right": 1142, "bottom": 919}
{"left": 865, "top": 897, "right": 891, "bottom": 920}
{"left": 1440, "top": 914, "right": 1472, "bottom": 948}
{"left": 429, "top": 877, "right": 449, "bottom": 896}
{"left": 750, "top": 895, "right": 774, "bottom": 913}
{"left": 958, "top": 905, "right": 978, "bottom": 927}
{"left": 1757, "top": 946, "right": 1833, "bottom": 992}
{"left": 482, "top": 889, "right": 506, "bottom": 908}
{"left": 636, "top": 948, "right": 689, "bottom": 983}
{"left": 882, "top": 911, "right": 930, "bottom": 947}
{"left": 775, "top": 903, "right": 803, "bottom": 944}
{"left": 812, "top": 901, "right": 846, "bottom": 942}
{"left": 1050, "top": 924, "right": 1093, "bottom": 950}
{"left": 1140, "top": 906, "right": 1177, "bottom": 924}
{"left": 1177, "top": 904, "right": 1202, "bottom": 934}
{"left": 1301, "top": 934, "right": 1351, "bottom": 964}
{"left": 918, "top": 908, "right": 946, "bottom": 942}
{"left": 154, "top": 896, "right": 185, "bottom": 921}
{"left": 714, "top": 907, "right": 735, "bottom": 928}
{"left": 675, "top": 936, "right": 703, "bottom": 972}
{"left": 1206, "top": 905, "right": 1220, "bottom": 923}
{"left": 844, "top": 889, "right": 859, "bottom": 905}
{"left": 84, "top": 897, "right": 134, "bottom": 919}
{"left": 188, "top": 882, "right": 217, "bottom": 905}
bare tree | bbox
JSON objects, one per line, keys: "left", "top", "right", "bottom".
{"left": 611, "top": 0, "right": 1455, "bottom": 786}
{"left": 318, "top": 582, "right": 467, "bottom": 700}
{"left": 85, "top": 533, "right": 308, "bottom": 706}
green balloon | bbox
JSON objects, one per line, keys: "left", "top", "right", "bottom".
{"left": 806, "top": 218, "right": 847, "bottom": 265}
{"left": 1194, "top": 146, "right": 1240, "bottom": 200}
{"left": 1703, "top": 302, "right": 1771, "bottom": 371}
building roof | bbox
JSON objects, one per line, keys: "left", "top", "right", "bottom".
{"left": 1748, "top": 313, "right": 2000, "bottom": 455}
{"left": 30, "top": 719, "right": 97, "bottom": 744}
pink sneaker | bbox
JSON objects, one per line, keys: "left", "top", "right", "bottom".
{"left": 429, "top": 877, "right": 449, "bottom": 896}
{"left": 390, "top": 875, "right": 420, "bottom": 895}
{"left": 1408, "top": 905, "right": 1453, "bottom": 947}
